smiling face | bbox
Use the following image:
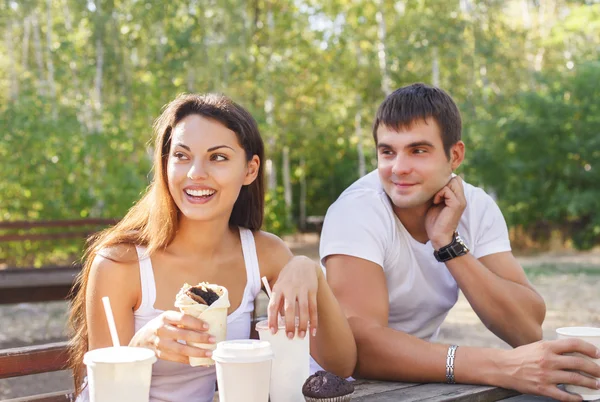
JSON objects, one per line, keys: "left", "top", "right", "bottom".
{"left": 377, "top": 117, "right": 464, "bottom": 212}
{"left": 166, "top": 114, "right": 259, "bottom": 223}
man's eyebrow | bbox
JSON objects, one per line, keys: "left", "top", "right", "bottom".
{"left": 207, "top": 145, "right": 235, "bottom": 152}
{"left": 406, "top": 141, "right": 435, "bottom": 149}
{"left": 377, "top": 142, "right": 393, "bottom": 150}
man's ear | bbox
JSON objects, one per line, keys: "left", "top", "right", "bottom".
{"left": 450, "top": 141, "right": 465, "bottom": 170}
{"left": 243, "top": 155, "right": 260, "bottom": 185}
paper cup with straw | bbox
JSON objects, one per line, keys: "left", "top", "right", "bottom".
{"left": 256, "top": 276, "right": 310, "bottom": 402}
{"left": 83, "top": 296, "right": 157, "bottom": 402}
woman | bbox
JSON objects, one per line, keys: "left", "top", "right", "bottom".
{"left": 68, "top": 93, "right": 356, "bottom": 401}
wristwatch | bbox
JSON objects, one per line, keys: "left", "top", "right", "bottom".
{"left": 433, "top": 231, "right": 470, "bottom": 262}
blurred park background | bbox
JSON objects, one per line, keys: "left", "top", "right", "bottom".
{"left": 1, "top": 0, "right": 600, "bottom": 269}
{"left": 1, "top": 0, "right": 600, "bottom": 398}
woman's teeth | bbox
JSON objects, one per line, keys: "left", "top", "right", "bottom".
{"left": 185, "top": 189, "right": 215, "bottom": 197}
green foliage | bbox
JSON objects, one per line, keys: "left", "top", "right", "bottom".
{"left": 1, "top": 0, "right": 600, "bottom": 268}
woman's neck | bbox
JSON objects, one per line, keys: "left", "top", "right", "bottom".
{"left": 166, "top": 215, "right": 236, "bottom": 260}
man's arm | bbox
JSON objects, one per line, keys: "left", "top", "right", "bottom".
{"left": 444, "top": 251, "right": 545, "bottom": 347}
{"left": 325, "top": 253, "right": 494, "bottom": 382}
{"left": 326, "top": 254, "right": 600, "bottom": 402}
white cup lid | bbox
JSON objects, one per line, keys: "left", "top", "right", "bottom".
{"left": 255, "top": 317, "right": 301, "bottom": 331}
{"left": 84, "top": 346, "right": 157, "bottom": 366}
{"left": 212, "top": 340, "right": 274, "bottom": 363}
{"left": 556, "top": 327, "right": 600, "bottom": 337}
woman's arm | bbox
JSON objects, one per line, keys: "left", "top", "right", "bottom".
{"left": 256, "top": 232, "right": 357, "bottom": 378}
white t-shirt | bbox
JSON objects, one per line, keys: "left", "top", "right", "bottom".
{"left": 320, "top": 170, "right": 511, "bottom": 341}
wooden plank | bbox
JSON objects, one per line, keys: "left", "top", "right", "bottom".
{"left": 0, "top": 284, "right": 75, "bottom": 304}
{"left": 0, "top": 342, "right": 70, "bottom": 379}
{"left": 354, "top": 382, "right": 519, "bottom": 401}
{"left": 0, "top": 219, "right": 117, "bottom": 229}
{"left": 0, "top": 267, "right": 80, "bottom": 289}
{"left": 499, "top": 396, "right": 558, "bottom": 401}
{"left": 3, "top": 390, "right": 74, "bottom": 402}
{"left": 353, "top": 379, "right": 420, "bottom": 398}
{"left": 0, "top": 231, "right": 93, "bottom": 242}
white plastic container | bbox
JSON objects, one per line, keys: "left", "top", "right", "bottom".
{"left": 255, "top": 319, "right": 310, "bottom": 402}
{"left": 212, "top": 339, "right": 274, "bottom": 402}
{"left": 83, "top": 346, "right": 157, "bottom": 402}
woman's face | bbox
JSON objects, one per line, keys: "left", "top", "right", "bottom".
{"left": 167, "top": 114, "right": 259, "bottom": 223}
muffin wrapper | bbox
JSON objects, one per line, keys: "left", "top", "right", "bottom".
{"left": 304, "top": 395, "right": 353, "bottom": 402}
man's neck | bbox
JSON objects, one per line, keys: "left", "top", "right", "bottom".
{"left": 392, "top": 201, "right": 432, "bottom": 244}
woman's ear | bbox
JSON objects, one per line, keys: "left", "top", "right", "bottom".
{"left": 450, "top": 141, "right": 465, "bottom": 171}
{"left": 243, "top": 155, "right": 260, "bottom": 185}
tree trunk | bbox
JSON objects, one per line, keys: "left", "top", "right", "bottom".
{"left": 299, "top": 156, "right": 306, "bottom": 231}
{"left": 283, "top": 146, "right": 292, "bottom": 225}
{"left": 31, "top": 13, "right": 46, "bottom": 96}
{"left": 355, "top": 99, "right": 366, "bottom": 177}
{"left": 93, "top": 0, "right": 104, "bottom": 133}
{"left": 432, "top": 46, "right": 440, "bottom": 87}
{"left": 46, "top": 0, "right": 57, "bottom": 115}
{"left": 375, "top": 0, "right": 391, "bottom": 95}
{"left": 22, "top": 16, "right": 31, "bottom": 72}
{"left": 6, "top": 20, "right": 18, "bottom": 100}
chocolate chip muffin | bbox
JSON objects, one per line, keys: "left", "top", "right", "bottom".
{"left": 302, "top": 371, "right": 354, "bottom": 402}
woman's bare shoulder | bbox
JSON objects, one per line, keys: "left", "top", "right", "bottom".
{"left": 253, "top": 231, "right": 293, "bottom": 277}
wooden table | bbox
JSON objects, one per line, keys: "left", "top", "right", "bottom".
{"left": 353, "top": 379, "right": 559, "bottom": 401}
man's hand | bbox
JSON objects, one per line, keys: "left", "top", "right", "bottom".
{"left": 425, "top": 176, "right": 467, "bottom": 250}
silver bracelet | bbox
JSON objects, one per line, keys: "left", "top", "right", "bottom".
{"left": 446, "top": 344, "right": 459, "bottom": 384}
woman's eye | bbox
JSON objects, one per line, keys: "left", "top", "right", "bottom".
{"left": 211, "top": 154, "right": 228, "bottom": 162}
{"left": 173, "top": 152, "right": 189, "bottom": 160}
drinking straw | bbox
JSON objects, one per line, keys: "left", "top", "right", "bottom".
{"left": 102, "top": 296, "right": 121, "bottom": 347}
{"left": 261, "top": 276, "right": 272, "bottom": 298}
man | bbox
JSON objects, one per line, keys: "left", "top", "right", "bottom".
{"left": 320, "top": 83, "right": 600, "bottom": 401}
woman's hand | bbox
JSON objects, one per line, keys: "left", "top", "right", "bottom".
{"left": 497, "top": 338, "right": 600, "bottom": 401}
{"left": 267, "top": 256, "right": 321, "bottom": 339}
{"left": 129, "top": 310, "right": 214, "bottom": 364}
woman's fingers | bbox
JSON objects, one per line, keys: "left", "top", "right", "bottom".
{"left": 158, "top": 324, "right": 215, "bottom": 345}
{"left": 296, "top": 293, "right": 310, "bottom": 338}
{"left": 267, "top": 290, "right": 284, "bottom": 333}
{"left": 308, "top": 291, "right": 318, "bottom": 337}
{"left": 153, "top": 337, "right": 212, "bottom": 362}
{"left": 283, "top": 292, "right": 297, "bottom": 338}
{"left": 163, "top": 310, "right": 209, "bottom": 332}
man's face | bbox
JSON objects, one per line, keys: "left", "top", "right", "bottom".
{"left": 377, "top": 118, "right": 461, "bottom": 211}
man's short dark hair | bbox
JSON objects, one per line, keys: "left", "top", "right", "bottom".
{"left": 372, "top": 83, "right": 462, "bottom": 158}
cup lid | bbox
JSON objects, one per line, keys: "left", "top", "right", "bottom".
{"left": 212, "top": 340, "right": 274, "bottom": 363}
{"left": 556, "top": 327, "right": 600, "bottom": 337}
{"left": 84, "top": 346, "right": 157, "bottom": 366}
{"left": 255, "top": 317, "right": 301, "bottom": 331}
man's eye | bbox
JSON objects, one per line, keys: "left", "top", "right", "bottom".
{"left": 413, "top": 149, "right": 426, "bottom": 154}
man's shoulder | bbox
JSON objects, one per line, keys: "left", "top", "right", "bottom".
{"left": 323, "top": 170, "right": 396, "bottom": 237}
{"left": 336, "top": 170, "right": 386, "bottom": 202}
{"left": 462, "top": 179, "right": 499, "bottom": 211}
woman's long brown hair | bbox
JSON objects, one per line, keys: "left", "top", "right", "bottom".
{"left": 67, "top": 93, "right": 265, "bottom": 395}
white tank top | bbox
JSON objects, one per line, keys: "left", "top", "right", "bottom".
{"left": 78, "top": 227, "right": 262, "bottom": 402}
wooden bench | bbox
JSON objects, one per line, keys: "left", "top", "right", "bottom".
{"left": 0, "top": 342, "right": 73, "bottom": 402}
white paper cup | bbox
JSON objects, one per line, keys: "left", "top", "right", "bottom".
{"left": 212, "top": 339, "right": 274, "bottom": 402}
{"left": 256, "top": 319, "right": 310, "bottom": 402}
{"left": 83, "top": 346, "right": 157, "bottom": 402}
{"left": 556, "top": 327, "right": 600, "bottom": 401}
